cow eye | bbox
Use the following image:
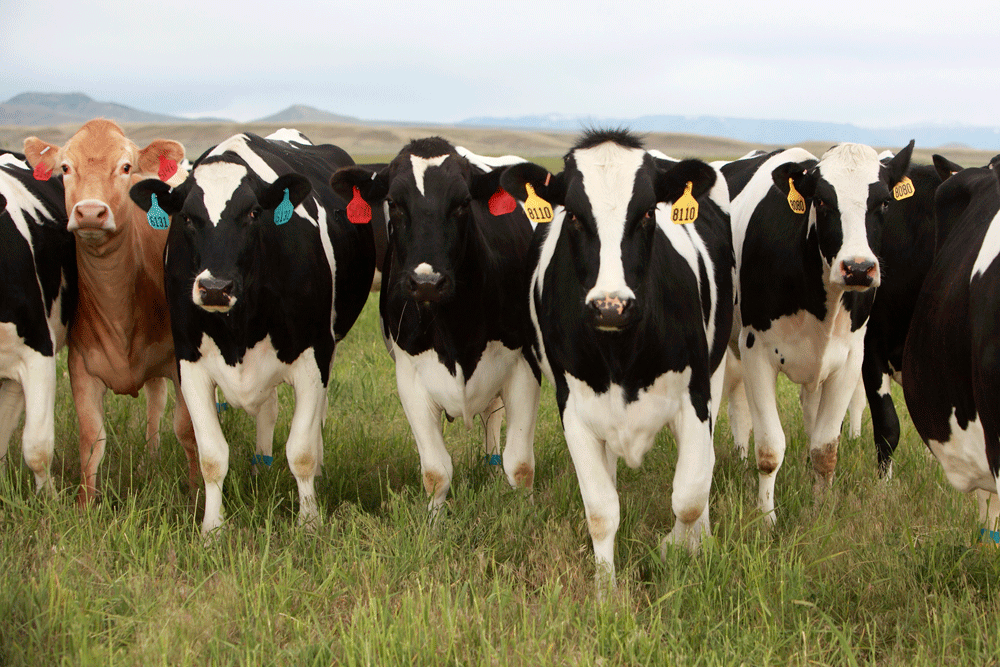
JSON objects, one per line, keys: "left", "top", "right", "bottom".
{"left": 880, "top": 200, "right": 891, "bottom": 213}
{"left": 643, "top": 207, "right": 656, "bottom": 225}
{"left": 122, "top": 163, "right": 131, "bottom": 174}
{"left": 61, "top": 164, "right": 70, "bottom": 175}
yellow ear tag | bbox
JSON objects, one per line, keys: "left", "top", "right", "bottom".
{"left": 787, "top": 178, "right": 807, "bottom": 214}
{"left": 524, "top": 183, "right": 553, "bottom": 223}
{"left": 893, "top": 175, "right": 915, "bottom": 201}
{"left": 670, "top": 181, "right": 699, "bottom": 224}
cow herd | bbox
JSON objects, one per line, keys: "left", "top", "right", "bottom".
{"left": 2, "top": 118, "right": 1000, "bottom": 590}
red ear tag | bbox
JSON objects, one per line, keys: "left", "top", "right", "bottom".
{"left": 33, "top": 163, "right": 52, "bottom": 181}
{"left": 346, "top": 186, "right": 372, "bottom": 224}
{"left": 488, "top": 187, "right": 517, "bottom": 216}
{"left": 158, "top": 156, "right": 178, "bottom": 182}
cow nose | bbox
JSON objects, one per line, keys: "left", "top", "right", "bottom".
{"left": 588, "top": 294, "right": 634, "bottom": 330}
{"left": 407, "top": 273, "right": 450, "bottom": 303}
{"left": 198, "top": 277, "right": 234, "bottom": 307}
{"left": 74, "top": 202, "right": 109, "bottom": 225}
{"left": 841, "top": 259, "right": 877, "bottom": 287}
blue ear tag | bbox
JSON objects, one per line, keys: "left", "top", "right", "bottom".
{"left": 147, "top": 193, "right": 170, "bottom": 229}
{"left": 274, "top": 188, "right": 293, "bottom": 226}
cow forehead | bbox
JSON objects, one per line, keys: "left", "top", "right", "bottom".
{"left": 193, "top": 162, "right": 250, "bottom": 225}
{"left": 816, "top": 144, "right": 883, "bottom": 203}
{"left": 571, "top": 142, "right": 648, "bottom": 215}
{"left": 407, "top": 154, "right": 451, "bottom": 197}
{"left": 64, "top": 122, "right": 134, "bottom": 167}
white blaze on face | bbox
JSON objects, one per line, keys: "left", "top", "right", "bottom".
{"left": 194, "top": 162, "right": 248, "bottom": 226}
{"left": 410, "top": 154, "right": 449, "bottom": 197}
{"left": 574, "top": 142, "right": 645, "bottom": 305}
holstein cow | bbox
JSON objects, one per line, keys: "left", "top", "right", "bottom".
{"left": 903, "top": 159, "right": 1000, "bottom": 541}
{"left": 131, "top": 129, "right": 374, "bottom": 534}
{"left": 24, "top": 119, "right": 199, "bottom": 504}
{"left": 0, "top": 151, "right": 76, "bottom": 492}
{"left": 723, "top": 141, "right": 913, "bottom": 525}
{"left": 331, "top": 137, "right": 539, "bottom": 512}
{"left": 501, "top": 129, "right": 733, "bottom": 587}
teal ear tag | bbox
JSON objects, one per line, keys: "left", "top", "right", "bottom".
{"left": 147, "top": 193, "right": 170, "bottom": 230}
{"left": 274, "top": 188, "right": 293, "bottom": 226}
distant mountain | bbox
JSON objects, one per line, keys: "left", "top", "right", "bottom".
{"left": 254, "top": 104, "right": 361, "bottom": 124}
{"left": 0, "top": 92, "right": 196, "bottom": 126}
{"left": 459, "top": 113, "right": 1000, "bottom": 151}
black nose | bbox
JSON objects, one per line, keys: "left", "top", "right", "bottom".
{"left": 407, "top": 273, "right": 450, "bottom": 303}
{"left": 198, "top": 277, "right": 234, "bottom": 306}
{"left": 841, "top": 259, "right": 876, "bottom": 287}
{"left": 588, "top": 295, "right": 634, "bottom": 329}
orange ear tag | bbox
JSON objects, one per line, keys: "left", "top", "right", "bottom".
{"left": 893, "top": 176, "right": 915, "bottom": 201}
{"left": 158, "top": 156, "right": 178, "bottom": 182}
{"left": 488, "top": 186, "right": 517, "bottom": 216}
{"left": 787, "top": 179, "right": 807, "bottom": 214}
{"left": 670, "top": 181, "right": 699, "bottom": 224}
{"left": 346, "top": 186, "right": 372, "bottom": 224}
{"left": 523, "top": 183, "right": 553, "bottom": 223}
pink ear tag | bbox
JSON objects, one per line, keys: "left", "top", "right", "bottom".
{"left": 33, "top": 163, "right": 52, "bottom": 181}
{"left": 346, "top": 186, "right": 372, "bottom": 224}
{"left": 158, "top": 156, "right": 178, "bottom": 182}
{"left": 488, "top": 187, "right": 517, "bottom": 216}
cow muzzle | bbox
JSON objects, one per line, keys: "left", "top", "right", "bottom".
{"left": 587, "top": 294, "right": 635, "bottom": 331}
{"left": 69, "top": 199, "right": 116, "bottom": 237}
{"left": 194, "top": 274, "right": 237, "bottom": 312}
{"left": 407, "top": 271, "right": 451, "bottom": 304}
{"left": 840, "top": 258, "right": 879, "bottom": 289}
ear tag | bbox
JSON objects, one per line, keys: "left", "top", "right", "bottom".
{"left": 146, "top": 193, "right": 170, "bottom": 230}
{"left": 893, "top": 175, "right": 915, "bottom": 201}
{"left": 787, "top": 178, "right": 807, "bottom": 214}
{"left": 488, "top": 186, "right": 517, "bottom": 216}
{"left": 158, "top": 155, "right": 178, "bottom": 182}
{"left": 33, "top": 163, "right": 52, "bottom": 181}
{"left": 670, "top": 181, "right": 699, "bottom": 224}
{"left": 346, "top": 186, "right": 372, "bottom": 224}
{"left": 523, "top": 183, "right": 553, "bottom": 223}
{"left": 274, "top": 188, "right": 293, "bottom": 226}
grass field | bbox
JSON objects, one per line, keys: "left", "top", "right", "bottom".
{"left": 1, "top": 292, "right": 998, "bottom": 666}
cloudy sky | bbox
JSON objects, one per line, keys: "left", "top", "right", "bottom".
{"left": 2, "top": 0, "right": 998, "bottom": 128}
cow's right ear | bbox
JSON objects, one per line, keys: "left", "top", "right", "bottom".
{"left": 23, "top": 137, "right": 61, "bottom": 181}
{"left": 331, "top": 166, "right": 389, "bottom": 225}
{"left": 499, "top": 162, "right": 565, "bottom": 206}
{"left": 131, "top": 178, "right": 184, "bottom": 230}
{"left": 771, "top": 161, "right": 818, "bottom": 200}
{"left": 932, "top": 154, "right": 963, "bottom": 182}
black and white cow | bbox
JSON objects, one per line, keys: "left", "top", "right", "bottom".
{"left": 903, "top": 158, "right": 1000, "bottom": 541}
{"left": 330, "top": 137, "right": 539, "bottom": 511}
{"left": 501, "top": 129, "right": 733, "bottom": 587}
{"left": 724, "top": 141, "right": 913, "bottom": 525}
{"left": 130, "top": 129, "right": 374, "bottom": 534}
{"left": 0, "top": 151, "right": 76, "bottom": 493}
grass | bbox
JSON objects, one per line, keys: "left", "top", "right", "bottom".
{"left": 1, "top": 296, "right": 999, "bottom": 666}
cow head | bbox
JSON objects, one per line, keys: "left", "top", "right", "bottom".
{"left": 131, "top": 154, "right": 311, "bottom": 314}
{"left": 23, "top": 119, "right": 184, "bottom": 247}
{"left": 502, "top": 129, "right": 716, "bottom": 331}
{"left": 331, "top": 137, "right": 509, "bottom": 306}
{"left": 771, "top": 140, "right": 914, "bottom": 290}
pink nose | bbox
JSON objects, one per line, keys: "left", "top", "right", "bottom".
{"left": 74, "top": 202, "right": 109, "bottom": 226}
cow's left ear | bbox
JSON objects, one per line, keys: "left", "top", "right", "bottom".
{"left": 655, "top": 159, "right": 716, "bottom": 203}
{"left": 23, "top": 137, "right": 61, "bottom": 181}
{"left": 259, "top": 174, "right": 312, "bottom": 211}
{"left": 137, "top": 140, "right": 186, "bottom": 183}
{"left": 932, "top": 154, "right": 963, "bottom": 182}
{"left": 772, "top": 162, "right": 818, "bottom": 200}
{"left": 500, "top": 162, "right": 565, "bottom": 206}
{"left": 883, "top": 140, "right": 914, "bottom": 188}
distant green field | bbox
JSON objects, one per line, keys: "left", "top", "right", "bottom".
{"left": 1, "top": 295, "right": 998, "bottom": 666}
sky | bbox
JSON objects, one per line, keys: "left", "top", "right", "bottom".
{"left": 2, "top": 0, "right": 998, "bottom": 129}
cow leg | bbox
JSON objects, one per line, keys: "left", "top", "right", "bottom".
{"left": 975, "top": 489, "right": 1000, "bottom": 541}
{"left": 723, "top": 349, "right": 751, "bottom": 459}
{"left": 862, "top": 354, "right": 900, "bottom": 478}
{"left": 178, "top": 362, "right": 227, "bottom": 535}
{"left": 143, "top": 376, "right": 168, "bottom": 458}
{"left": 740, "top": 340, "right": 784, "bottom": 526}
{"left": 499, "top": 357, "right": 540, "bottom": 492}
{"left": 0, "top": 379, "right": 25, "bottom": 469}
{"left": 286, "top": 371, "right": 326, "bottom": 530}
{"left": 709, "top": 357, "right": 726, "bottom": 437}
{"left": 480, "top": 395, "right": 504, "bottom": 472}
{"left": 171, "top": 381, "right": 201, "bottom": 498}
{"left": 69, "top": 350, "right": 107, "bottom": 505}
{"left": 800, "top": 385, "right": 821, "bottom": 437}
{"left": 251, "top": 388, "right": 279, "bottom": 474}
{"left": 847, "top": 380, "right": 865, "bottom": 439}
{"left": 395, "top": 354, "right": 452, "bottom": 513}
{"left": 808, "top": 348, "right": 864, "bottom": 496}
{"left": 662, "top": 394, "right": 715, "bottom": 556}
{"left": 563, "top": 404, "right": 619, "bottom": 593}
{"left": 19, "top": 355, "right": 57, "bottom": 495}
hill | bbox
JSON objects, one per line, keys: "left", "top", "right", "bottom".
{"left": 0, "top": 92, "right": 193, "bottom": 126}
{"left": 253, "top": 104, "right": 362, "bottom": 124}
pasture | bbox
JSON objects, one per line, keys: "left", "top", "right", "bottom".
{"left": 1, "top": 294, "right": 998, "bottom": 666}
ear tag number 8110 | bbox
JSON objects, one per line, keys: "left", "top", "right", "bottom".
{"left": 524, "top": 183, "right": 553, "bottom": 223}
{"left": 671, "top": 181, "right": 699, "bottom": 224}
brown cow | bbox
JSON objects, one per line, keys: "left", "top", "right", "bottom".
{"left": 24, "top": 119, "right": 198, "bottom": 504}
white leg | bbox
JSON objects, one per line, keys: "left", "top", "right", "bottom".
{"left": 179, "top": 361, "right": 229, "bottom": 536}
{"left": 285, "top": 369, "right": 326, "bottom": 529}
{"left": 0, "top": 379, "right": 25, "bottom": 469}
{"left": 20, "top": 354, "right": 57, "bottom": 495}
{"left": 848, "top": 379, "right": 865, "bottom": 439}
{"left": 252, "top": 388, "right": 279, "bottom": 472}
{"left": 723, "top": 349, "right": 751, "bottom": 458}
{"left": 395, "top": 352, "right": 452, "bottom": 511}
{"left": 740, "top": 336, "right": 784, "bottom": 526}
{"left": 808, "top": 346, "right": 865, "bottom": 495}
{"left": 499, "top": 357, "right": 540, "bottom": 491}
{"left": 976, "top": 489, "right": 1000, "bottom": 543}
{"left": 144, "top": 376, "right": 169, "bottom": 457}
{"left": 662, "top": 394, "right": 715, "bottom": 555}
{"left": 480, "top": 395, "right": 504, "bottom": 470}
{"left": 800, "top": 385, "right": 821, "bottom": 437}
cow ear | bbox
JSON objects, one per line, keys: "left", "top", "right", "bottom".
{"left": 772, "top": 161, "right": 818, "bottom": 199}
{"left": 137, "top": 139, "right": 186, "bottom": 183}
{"left": 655, "top": 159, "right": 716, "bottom": 203}
{"left": 499, "top": 162, "right": 564, "bottom": 206}
{"left": 932, "top": 154, "right": 963, "bottom": 182}
{"left": 130, "top": 178, "right": 182, "bottom": 213}
{"left": 23, "top": 137, "right": 60, "bottom": 181}
{"left": 330, "top": 166, "right": 389, "bottom": 204}
{"left": 259, "top": 174, "right": 312, "bottom": 212}
{"left": 884, "top": 140, "right": 914, "bottom": 188}
{"left": 0, "top": 192, "right": 6, "bottom": 211}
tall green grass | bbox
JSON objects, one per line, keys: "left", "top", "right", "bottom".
{"left": 1, "top": 296, "right": 997, "bottom": 666}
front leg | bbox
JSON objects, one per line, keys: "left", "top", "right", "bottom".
{"left": 171, "top": 375, "right": 201, "bottom": 497}
{"left": 809, "top": 344, "right": 865, "bottom": 496}
{"left": 663, "top": 391, "right": 715, "bottom": 555}
{"left": 395, "top": 352, "right": 452, "bottom": 512}
{"left": 69, "top": 347, "right": 107, "bottom": 505}
{"left": 499, "top": 356, "right": 540, "bottom": 491}
{"left": 178, "top": 361, "right": 226, "bottom": 535}
{"left": 252, "top": 388, "right": 279, "bottom": 472}
{"left": 0, "top": 379, "right": 25, "bottom": 470}
{"left": 144, "top": 376, "right": 168, "bottom": 457}
{"left": 19, "top": 353, "right": 58, "bottom": 495}
{"left": 286, "top": 361, "right": 328, "bottom": 529}
{"left": 862, "top": 351, "right": 900, "bottom": 478}
{"left": 739, "top": 332, "right": 785, "bottom": 526}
